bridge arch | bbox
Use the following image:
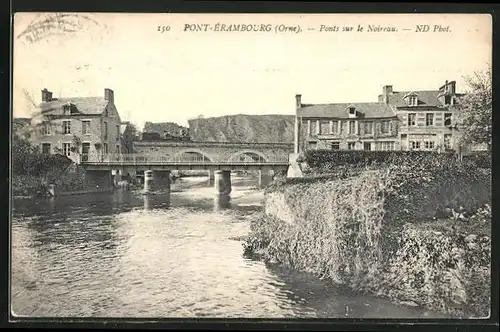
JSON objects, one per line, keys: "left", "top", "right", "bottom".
{"left": 227, "top": 150, "right": 269, "bottom": 163}
{"left": 172, "top": 149, "right": 215, "bottom": 162}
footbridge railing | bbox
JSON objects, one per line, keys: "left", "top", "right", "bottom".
{"left": 80, "top": 153, "right": 289, "bottom": 165}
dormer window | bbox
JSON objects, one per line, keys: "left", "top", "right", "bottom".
{"left": 347, "top": 105, "right": 357, "bottom": 118}
{"left": 444, "top": 95, "right": 451, "bottom": 105}
{"left": 63, "top": 104, "right": 71, "bottom": 115}
{"left": 404, "top": 92, "right": 418, "bottom": 107}
{"left": 408, "top": 96, "right": 418, "bottom": 106}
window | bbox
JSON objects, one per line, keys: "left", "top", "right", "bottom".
{"left": 41, "top": 143, "right": 51, "bottom": 155}
{"left": 444, "top": 134, "right": 452, "bottom": 150}
{"left": 444, "top": 113, "right": 452, "bottom": 127}
{"left": 331, "top": 121, "right": 338, "bottom": 134}
{"left": 363, "top": 121, "right": 373, "bottom": 135}
{"left": 348, "top": 142, "right": 356, "bottom": 150}
{"left": 408, "top": 96, "right": 418, "bottom": 106}
{"left": 377, "top": 141, "right": 395, "bottom": 151}
{"left": 349, "top": 121, "right": 356, "bottom": 134}
{"left": 381, "top": 120, "right": 391, "bottom": 134}
{"left": 41, "top": 121, "right": 51, "bottom": 135}
{"left": 62, "top": 143, "right": 71, "bottom": 157}
{"left": 310, "top": 121, "right": 317, "bottom": 135}
{"left": 82, "top": 121, "right": 91, "bottom": 135}
{"left": 407, "top": 113, "right": 416, "bottom": 126}
{"left": 444, "top": 95, "right": 451, "bottom": 105}
{"left": 81, "top": 143, "right": 90, "bottom": 162}
{"left": 63, "top": 120, "right": 71, "bottom": 134}
{"left": 320, "top": 121, "right": 330, "bottom": 135}
{"left": 116, "top": 144, "right": 120, "bottom": 153}
{"left": 426, "top": 113, "right": 434, "bottom": 126}
{"left": 63, "top": 105, "right": 71, "bottom": 115}
{"left": 364, "top": 142, "right": 372, "bottom": 151}
{"left": 116, "top": 124, "right": 120, "bottom": 141}
{"left": 104, "top": 122, "right": 108, "bottom": 140}
{"left": 308, "top": 141, "right": 317, "bottom": 149}
{"left": 424, "top": 141, "right": 435, "bottom": 149}
{"left": 103, "top": 143, "right": 108, "bottom": 154}
{"left": 331, "top": 142, "right": 340, "bottom": 150}
{"left": 410, "top": 141, "right": 421, "bottom": 150}
{"left": 349, "top": 107, "right": 356, "bottom": 115}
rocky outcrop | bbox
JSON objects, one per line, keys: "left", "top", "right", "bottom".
{"left": 188, "top": 114, "right": 295, "bottom": 143}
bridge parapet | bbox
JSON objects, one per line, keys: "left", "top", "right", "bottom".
{"left": 81, "top": 153, "right": 289, "bottom": 165}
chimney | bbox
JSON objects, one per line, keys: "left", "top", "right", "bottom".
{"left": 41, "top": 88, "right": 52, "bottom": 102}
{"left": 295, "top": 94, "right": 302, "bottom": 109}
{"left": 382, "top": 85, "right": 393, "bottom": 104}
{"left": 449, "top": 81, "right": 456, "bottom": 94}
{"left": 104, "top": 88, "right": 114, "bottom": 103}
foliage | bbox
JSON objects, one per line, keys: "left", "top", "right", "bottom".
{"left": 52, "top": 167, "right": 86, "bottom": 192}
{"left": 249, "top": 170, "right": 392, "bottom": 285}
{"left": 71, "top": 135, "right": 82, "bottom": 152}
{"left": 382, "top": 162, "right": 490, "bottom": 226}
{"left": 245, "top": 162, "right": 491, "bottom": 317}
{"left": 12, "top": 133, "right": 74, "bottom": 195}
{"left": 301, "top": 149, "right": 459, "bottom": 175}
{"left": 462, "top": 151, "right": 491, "bottom": 169}
{"left": 11, "top": 174, "right": 47, "bottom": 197}
{"left": 381, "top": 217, "right": 491, "bottom": 318}
{"left": 455, "top": 67, "right": 492, "bottom": 150}
{"left": 11, "top": 134, "right": 53, "bottom": 176}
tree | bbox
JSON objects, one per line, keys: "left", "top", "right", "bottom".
{"left": 455, "top": 67, "right": 492, "bottom": 151}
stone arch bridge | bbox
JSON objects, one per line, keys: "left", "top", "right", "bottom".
{"left": 80, "top": 141, "right": 293, "bottom": 195}
{"left": 132, "top": 140, "right": 292, "bottom": 163}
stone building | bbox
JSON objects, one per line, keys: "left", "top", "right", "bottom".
{"left": 294, "top": 80, "right": 463, "bottom": 153}
{"left": 30, "top": 88, "right": 123, "bottom": 162}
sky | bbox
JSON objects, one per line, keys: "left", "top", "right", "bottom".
{"left": 13, "top": 13, "right": 491, "bottom": 129}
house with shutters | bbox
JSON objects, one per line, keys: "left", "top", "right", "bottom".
{"left": 29, "top": 88, "right": 123, "bottom": 163}
{"left": 293, "top": 80, "right": 463, "bottom": 153}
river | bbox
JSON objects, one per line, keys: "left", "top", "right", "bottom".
{"left": 11, "top": 174, "right": 446, "bottom": 318}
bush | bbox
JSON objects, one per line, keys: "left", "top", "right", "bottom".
{"left": 252, "top": 170, "right": 391, "bottom": 286}
{"left": 302, "top": 150, "right": 459, "bottom": 175}
{"left": 245, "top": 162, "right": 491, "bottom": 317}
{"left": 380, "top": 217, "right": 491, "bottom": 317}
{"left": 462, "top": 152, "right": 491, "bottom": 169}
{"left": 11, "top": 174, "right": 47, "bottom": 197}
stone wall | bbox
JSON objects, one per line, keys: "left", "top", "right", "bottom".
{"left": 133, "top": 141, "right": 293, "bottom": 163}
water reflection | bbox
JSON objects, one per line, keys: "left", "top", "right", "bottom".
{"left": 143, "top": 193, "right": 171, "bottom": 210}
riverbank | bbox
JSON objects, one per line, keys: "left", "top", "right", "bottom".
{"left": 243, "top": 161, "right": 491, "bottom": 318}
{"left": 12, "top": 174, "right": 50, "bottom": 198}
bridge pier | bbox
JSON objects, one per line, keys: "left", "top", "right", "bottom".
{"left": 258, "top": 169, "right": 274, "bottom": 188}
{"left": 214, "top": 170, "right": 231, "bottom": 195}
{"left": 208, "top": 169, "right": 215, "bottom": 186}
{"left": 153, "top": 170, "right": 171, "bottom": 191}
{"left": 143, "top": 170, "right": 171, "bottom": 192}
{"left": 84, "top": 169, "right": 113, "bottom": 192}
{"left": 213, "top": 194, "right": 231, "bottom": 211}
{"left": 113, "top": 169, "right": 122, "bottom": 186}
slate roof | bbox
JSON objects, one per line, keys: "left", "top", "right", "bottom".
{"left": 385, "top": 90, "right": 445, "bottom": 108}
{"left": 39, "top": 97, "right": 109, "bottom": 115}
{"left": 298, "top": 102, "right": 396, "bottom": 119}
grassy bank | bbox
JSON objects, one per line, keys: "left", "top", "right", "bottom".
{"left": 244, "top": 156, "right": 491, "bottom": 317}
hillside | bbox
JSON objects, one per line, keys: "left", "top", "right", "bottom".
{"left": 188, "top": 114, "right": 295, "bottom": 143}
